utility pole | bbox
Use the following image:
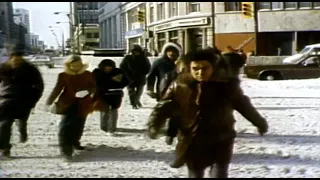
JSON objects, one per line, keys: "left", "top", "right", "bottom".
{"left": 253, "top": 2, "right": 259, "bottom": 55}
{"left": 144, "top": 9, "right": 148, "bottom": 49}
{"left": 211, "top": 2, "right": 215, "bottom": 47}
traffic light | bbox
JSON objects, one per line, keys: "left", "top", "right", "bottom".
{"left": 137, "top": 10, "right": 145, "bottom": 23}
{"left": 241, "top": 2, "right": 253, "bottom": 18}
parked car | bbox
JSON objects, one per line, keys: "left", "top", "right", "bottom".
{"left": 283, "top": 43, "right": 320, "bottom": 64}
{"left": 244, "top": 55, "right": 320, "bottom": 80}
{"left": 29, "top": 55, "right": 55, "bottom": 68}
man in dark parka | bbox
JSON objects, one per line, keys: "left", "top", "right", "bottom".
{"left": 0, "top": 47, "right": 44, "bottom": 157}
{"left": 120, "top": 45, "right": 151, "bottom": 109}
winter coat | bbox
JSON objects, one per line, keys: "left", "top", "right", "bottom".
{"left": 92, "top": 67, "right": 129, "bottom": 110}
{"left": 0, "top": 61, "right": 44, "bottom": 119}
{"left": 46, "top": 63, "right": 96, "bottom": 118}
{"left": 147, "top": 42, "right": 183, "bottom": 100}
{"left": 147, "top": 73, "right": 268, "bottom": 143}
{"left": 120, "top": 45, "right": 151, "bottom": 83}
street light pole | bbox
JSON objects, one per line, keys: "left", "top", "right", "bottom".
{"left": 211, "top": 2, "right": 215, "bottom": 47}
{"left": 49, "top": 26, "right": 65, "bottom": 56}
{"left": 54, "top": 12, "right": 80, "bottom": 54}
{"left": 253, "top": 2, "right": 259, "bottom": 55}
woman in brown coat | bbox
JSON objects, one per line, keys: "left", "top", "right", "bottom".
{"left": 46, "top": 55, "right": 95, "bottom": 161}
{"left": 147, "top": 49, "right": 268, "bottom": 178}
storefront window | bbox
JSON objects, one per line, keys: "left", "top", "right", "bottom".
{"left": 157, "top": 32, "right": 166, "bottom": 51}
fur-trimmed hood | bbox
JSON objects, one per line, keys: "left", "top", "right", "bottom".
{"left": 160, "top": 42, "right": 183, "bottom": 58}
{"left": 63, "top": 56, "right": 89, "bottom": 75}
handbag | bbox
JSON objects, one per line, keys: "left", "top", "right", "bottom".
{"left": 51, "top": 100, "right": 71, "bottom": 115}
{"left": 50, "top": 76, "right": 73, "bottom": 115}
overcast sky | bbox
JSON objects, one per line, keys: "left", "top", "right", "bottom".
{"left": 13, "top": 2, "right": 70, "bottom": 49}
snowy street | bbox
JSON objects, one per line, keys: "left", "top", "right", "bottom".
{"left": 1, "top": 66, "right": 320, "bottom": 178}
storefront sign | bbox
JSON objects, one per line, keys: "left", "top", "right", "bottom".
{"left": 155, "top": 17, "right": 209, "bottom": 31}
{"left": 125, "top": 27, "right": 144, "bottom": 38}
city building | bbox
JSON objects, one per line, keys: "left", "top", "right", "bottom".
{"left": 30, "top": 33, "right": 39, "bottom": 48}
{"left": 0, "top": 2, "right": 19, "bottom": 49}
{"left": 215, "top": 2, "right": 320, "bottom": 55}
{"left": 70, "top": 2, "right": 99, "bottom": 52}
{"left": 121, "top": 2, "right": 147, "bottom": 52}
{"left": 13, "top": 8, "right": 31, "bottom": 47}
{"left": 74, "top": 24, "right": 99, "bottom": 51}
{"left": 71, "top": 2, "right": 99, "bottom": 25}
{"left": 38, "top": 40, "right": 45, "bottom": 51}
{"left": 146, "top": 2, "right": 213, "bottom": 53}
{"left": 98, "top": 2, "right": 125, "bottom": 49}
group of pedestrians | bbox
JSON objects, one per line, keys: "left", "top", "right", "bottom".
{"left": 0, "top": 43, "right": 269, "bottom": 178}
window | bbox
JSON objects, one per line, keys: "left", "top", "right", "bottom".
{"left": 284, "top": 2, "right": 297, "bottom": 9}
{"left": 157, "top": 32, "right": 166, "bottom": 51}
{"left": 86, "top": 33, "right": 93, "bottom": 38}
{"left": 157, "top": 3, "right": 165, "bottom": 21}
{"left": 150, "top": 6, "right": 154, "bottom": 23}
{"left": 169, "top": 2, "right": 178, "bottom": 17}
{"left": 169, "top": 30, "right": 178, "bottom": 43}
{"left": 314, "top": 2, "right": 320, "bottom": 7}
{"left": 189, "top": 2, "right": 200, "bottom": 13}
{"left": 94, "top": 32, "right": 99, "bottom": 38}
{"left": 258, "top": 2, "right": 271, "bottom": 10}
{"left": 225, "top": 2, "right": 241, "bottom": 11}
{"left": 271, "top": 2, "right": 282, "bottom": 9}
{"left": 299, "top": 2, "right": 312, "bottom": 8}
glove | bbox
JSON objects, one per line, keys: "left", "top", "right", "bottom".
{"left": 75, "top": 90, "right": 89, "bottom": 98}
{"left": 112, "top": 74, "right": 123, "bottom": 82}
{"left": 147, "top": 90, "right": 157, "bottom": 99}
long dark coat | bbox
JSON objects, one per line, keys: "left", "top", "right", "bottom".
{"left": 0, "top": 62, "right": 44, "bottom": 120}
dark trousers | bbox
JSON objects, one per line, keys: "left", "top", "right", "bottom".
{"left": 187, "top": 139, "right": 234, "bottom": 178}
{"left": 100, "top": 107, "right": 119, "bottom": 133}
{"left": 58, "top": 103, "right": 86, "bottom": 156}
{"left": 127, "top": 81, "right": 145, "bottom": 106}
{"left": 0, "top": 112, "right": 31, "bottom": 151}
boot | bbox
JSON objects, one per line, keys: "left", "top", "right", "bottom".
{"left": 74, "top": 144, "right": 86, "bottom": 150}
{"left": 20, "top": 134, "right": 28, "bottom": 143}
{"left": 62, "top": 154, "right": 73, "bottom": 162}
{"left": 136, "top": 101, "right": 143, "bottom": 108}
{"left": 166, "top": 136, "right": 174, "bottom": 145}
{"left": 1, "top": 149, "right": 11, "bottom": 158}
{"left": 170, "top": 136, "right": 190, "bottom": 168}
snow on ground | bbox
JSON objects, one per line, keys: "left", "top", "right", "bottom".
{"left": 1, "top": 67, "right": 320, "bottom": 178}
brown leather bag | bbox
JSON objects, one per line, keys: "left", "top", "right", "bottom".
{"left": 51, "top": 100, "right": 71, "bottom": 115}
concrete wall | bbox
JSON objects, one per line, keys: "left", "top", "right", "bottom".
{"left": 214, "top": 3, "right": 320, "bottom": 33}
{"left": 98, "top": 2, "right": 123, "bottom": 48}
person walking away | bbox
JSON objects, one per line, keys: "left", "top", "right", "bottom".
{"left": 146, "top": 42, "right": 183, "bottom": 145}
{"left": 92, "top": 59, "right": 129, "bottom": 136}
{"left": 0, "top": 46, "right": 44, "bottom": 158}
{"left": 120, "top": 45, "right": 151, "bottom": 109}
{"left": 45, "top": 55, "right": 95, "bottom": 161}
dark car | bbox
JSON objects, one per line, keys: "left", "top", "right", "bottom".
{"left": 244, "top": 55, "right": 320, "bottom": 80}
{"left": 30, "top": 55, "right": 55, "bottom": 68}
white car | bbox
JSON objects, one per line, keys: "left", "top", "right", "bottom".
{"left": 283, "top": 43, "right": 320, "bottom": 64}
{"left": 30, "top": 56, "right": 55, "bottom": 68}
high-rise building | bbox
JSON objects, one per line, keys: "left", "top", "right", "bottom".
{"left": 14, "top": 8, "right": 31, "bottom": 47}
{"left": 30, "top": 33, "right": 39, "bottom": 48}
{"left": 71, "top": 2, "right": 99, "bottom": 25}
